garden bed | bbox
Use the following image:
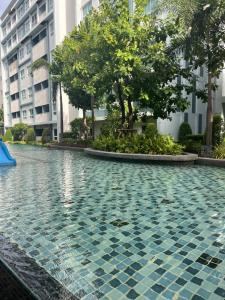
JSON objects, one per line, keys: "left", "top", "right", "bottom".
{"left": 84, "top": 148, "right": 198, "bottom": 164}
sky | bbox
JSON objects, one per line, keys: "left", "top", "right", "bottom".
{"left": 0, "top": 0, "right": 10, "bottom": 16}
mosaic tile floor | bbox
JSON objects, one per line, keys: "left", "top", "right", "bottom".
{"left": 0, "top": 145, "right": 225, "bottom": 300}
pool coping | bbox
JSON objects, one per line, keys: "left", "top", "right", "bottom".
{"left": 196, "top": 157, "right": 225, "bottom": 167}
{"left": 84, "top": 148, "right": 198, "bottom": 163}
{"left": 48, "top": 145, "right": 85, "bottom": 151}
{"left": 0, "top": 233, "right": 78, "bottom": 300}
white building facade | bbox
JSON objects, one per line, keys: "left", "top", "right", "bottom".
{"left": 1, "top": 0, "right": 225, "bottom": 140}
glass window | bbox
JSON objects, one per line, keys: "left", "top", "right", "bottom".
{"left": 18, "top": 3, "right": 25, "bottom": 19}
{"left": 23, "top": 110, "right": 27, "bottom": 119}
{"left": 24, "top": 19, "right": 30, "bottom": 34}
{"left": 20, "top": 69, "right": 25, "bottom": 80}
{"left": 27, "top": 65, "right": 31, "bottom": 76}
{"left": 26, "top": 41, "right": 31, "bottom": 54}
{"left": 35, "top": 106, "right": 42, "bottom": 114}
{"left": 7, "top": 21, "right": 11, "bottom": 31}
{"left": 184, "top": 113, "right": 189, "bottom": 123}
{"left": 2, "top": 26, "right": 6, "bottom": 36}
{"left": 19, "top": 47, "right": 24, "bottom": 60}
{"left": 29, "top": 108, "right": 34, "bottom": 118}
{"left": 43, "top": 104, "right": 49, "bottom": 113}
{"left": 39, "top": 2, "right": 46, "bottom": 15}
{"left": 21, "top": 90, "right": 26, "bottom": 100}
{"left": 48, "top": 0, "right": 53, "bottom": 11}
{"left": 12, "top": 33, "right": 17, "bottom": 45}
{"left": 49, "top": 22, "right": 54, "bottom": 36}
{"left": 34, "top": 82, "right": 42, "bottom": 92}
{"left": 82, "top": 1, "right": 92, "bottom": 18}
{"left": 12, "top": 14, "right": 16, "bottom": 25}
{"left": 31, "top": 12, "right": 37, "bottom": 27}
{"left": 7, "top": 38, "right": 12, "bottom": 49}
{"left": 42, "top": 80, "right": 48, "bottom": 89}
{"left": 3, "top": 43, "right": 7, "bottom": 54}
{"left": 18, "top": 25, "right": 25, "bottom": 40}
{"left": 28, "top": 87, "right": 33, "bottom": 98}
{"left": 25, "top": 0, "right": 29, "bottom": 11}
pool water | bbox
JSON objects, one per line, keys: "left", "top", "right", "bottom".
{"left": 0, "top": 145, "right": 225, "bottom": 300}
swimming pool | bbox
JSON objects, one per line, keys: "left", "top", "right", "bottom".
{"left": 0, "top": 145, "right": 225, "bottom": 300}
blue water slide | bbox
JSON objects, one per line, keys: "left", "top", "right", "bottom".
{"left": 0, "top": 138, "right": 16, "bottom": 166}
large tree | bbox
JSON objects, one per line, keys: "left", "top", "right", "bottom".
{"left": 159, "top": 0, "right": 225, "bottom": 146}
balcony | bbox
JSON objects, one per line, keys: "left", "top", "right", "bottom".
{"left": 35, "top": 112, "right": 50, "bottom": 123}
{"left": 34, "top": 89, "right": 49, "bottom": 107}
{"left": 33, "top": 67, "right": 48, "bottom": 85}
{"left": 32, "top": 38, "right": 48, "bottom": 61}
{"left": 9, "top": 61, "right": 18, "bottom": 77}
{"left": 10, "top": 80, "right": 19, "bottom": 94}
{"left": 11, "top": 100, "right": 20, "bottom": 113}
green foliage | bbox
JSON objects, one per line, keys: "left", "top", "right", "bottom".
{"left": 11, "top": 123, "right": 28, "bottom": 141}
{"left": 184, "top": 140, "right": 202, "bottom": 154}
{"left": 100, "top": 107, "right": 121, "bottom": 136}
{"left": 24, "top": 128, "right": 36, "bottom": 143}
{"left": 3, "top": 129, "right": 13, "bottom": 142}
{"left": 41, "top": 128, "right": 51, "bottom": 144}
{"left": 212, "top": 115, "right": 223, "bottom": 146}
{"left": 61, "top": 132, "right": 75, "bottom": 139}
{"left": 214, "top": 142, "right": 225, "bottom": 159}
{"left": 178, "top": 122, "right": 192, "bottom": 143}
{"left": 93, "top": 133, "right": 183, "bottom": 155}
{"left": 144, "top": 123, "right": 158, "bottom": 139}
{"left": 185, "top": 134, "right": 204, "bottom": 143}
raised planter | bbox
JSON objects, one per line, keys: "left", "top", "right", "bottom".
{"left": 84, "top": 148, "right": 198, "bottom": 164}
{"left": 197, "top": 157, "right": 225, "bottom": 167}
{"left": 48, "top": 144, "right": 86, "bottom": 151}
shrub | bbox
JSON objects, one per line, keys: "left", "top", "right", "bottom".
{"left": 185, "top": 134, "right": 205, "bottom": 143}
{"left": 60, "top": 137, "right": 76, "bottom": 145}
{"left": 61, "top": 132, "right": 75, "bottom": 139}
{"left": 100, "top": 108, "right": 121, "bottom": 137}
{"left": 144, "top": 123, "right": 158, "bottom": 138}
{"left": 41, "top": 128, "right": 51, "bottom": 144}
{"left": 214, "top": 142, "right": 225, "bottom": 159}
{"left": 185, "top": 140, "right": 202, "bottom": 154}
{"left": 92, "top": 133, "right": 183, "bottom": 155}
{"left": 3, "top": 129, "right": 13, "bottom": 142}
{"left": 24, "top": 128, "right": 36, "bottom": 143}
{"left": 212, "top": 115, "right": 223, "bottom": 146}
{"left": 11, "top": 123, "right": 28, "bottom": 141}
{"left": 178, "top": 122, "right": 192, "bottom": 143}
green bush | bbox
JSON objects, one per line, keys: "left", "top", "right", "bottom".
{"left": 24, "top": 128, "right": 36, "bottom": 143}
{"left": 214, "top": 142, "right": 225, "bottom": 159}
{"left": 61, "top": 132, "right": 75, "bottom": 139}
{"left": 41, "top": 128, "right": 51, "bottom": 144}
{"left": 60, "top": 137, "right": 76, "bottom": 144}
{"left": 100, "top": 109, "right": 121, "bottom": 137}
{"left": 3, "top": 129, "right": 13, "bottom": 142}
{"left": 144, "top": 123, "right": 158, "bottom": 138}
{"left": 92, "top": 133, "right": 183, "bottom": 155}
{"left": 186, "top": 134, "right": 204, "bottom": 143}
{"left": 178, "top": 122, "right": 192, "bottom": 143}
{"left": 212, "top": 115, "right": 223, "bottom": 146}
{"left": 11, "top": 123, "right": 28, "bottom": 141}
{"left": 185, "top": 140, "right": 202, "bottom": 154}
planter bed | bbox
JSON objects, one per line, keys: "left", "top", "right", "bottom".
{"left": 84, "top": 148, "right": 198, "bottom": 164}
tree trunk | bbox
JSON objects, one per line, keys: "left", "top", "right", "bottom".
{"left": 117, "top": 82, "right": 126, "bottom": 128}
{"left": 59, "top": 83, "right": 64, "bottom": 136}
{"left": 206, "top": 71, "right": 213, "bottom": 146}
{"left": 91, "top": 96, "right": 95, "bottom": 140}
{"left": 127, "top": 96, "right": 133, "bottom": 130}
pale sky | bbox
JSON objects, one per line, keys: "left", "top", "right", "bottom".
{"left": 0, "top": 0, "right": 10, "bottom": 17}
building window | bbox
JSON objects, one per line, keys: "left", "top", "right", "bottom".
{"left": 25, "top": 0, "right": 29, "bottom": 11}
{"left": 39, "top": 2, "right": 46, "bottom": 15}
{"left": 35, "top": 106, "right": 42, "bottom": 114}
{"left": 42, "top": 80, "right": 48, "bottom": 89}
{"left": 11, "top": 92, "right": 19, "bottom": 101}
{"left": 2, "top": 26, "right": 6, "bottom": 37}
{"left": 3, "top": 43, "right": 7, "bottom": 55}
{"left": 24, "top": 19, "right": 30, "bottom": 34}
{"left": 7, "top": 21, "right": 11, "bottom": 31}
{"left": 23, "top": 110, "right": 27, "bottom": 119}
{"left": 32, "top": 29, "right": 47, "bottom": 46}
{"left": 21, "top": 90, "right": 26, "bottom": 101}
{"left": 18, "top": 25, "right": 25, "bottom": 40}
{"left": 82, "top": 1, "right": 92, "bottom": 18}
{"left": 18, "top": 3, "right": 25, "bottom": 19}
{"left": 19, "top": 47, "right": 24, "bottom": 60}
{"left": 184, "top": 113, "right": 188, "bottom": 123}
{"left": 28, "top": 87, "right": 33, "bottom": 98}
{"left": 12, "top": 111, "right": 20, "bottom": 118}
{"left": 43, "top": 104, "right": 49, "bottom": 113}
{"left": 26, "top": 41, "right": 31, "bottom": 54}
{"left": 10, "top": 73, "right": 18, "bottom": 83}
{"left": 198, "top": 114, "right": 203, "bottom": 134}
{"left": 7, "top": 39, "right": 12, "bottom": 50}
{"left": 34, "top": 82, "right": 42, "bottom": 92}
{"left": 12, "top": 33, "right": 17, "bottom": 45}
{"left": 34, "top": 80, "right": 49, "bottom": 91}
{"left": 20, "top": 69, "right": 25, "bottom": 80}
{"left": 27, "top": 65, "right": 32, "bottom": 76}
{"left": 12, "top": 13, "right": 16, "bottom": 25}
{"left": 48, "top": 0, "right": 53, "bottom": 11}
{"left": 29, "top": 108, "right": 34, "bottom": 118}
{"left": 53, "top": 101, "right": 56, "bottom": 115}
{"left": 31, "top": 12, "right": 37, "bottom": 27}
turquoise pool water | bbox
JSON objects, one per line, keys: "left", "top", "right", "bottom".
{"left": 0, "top": 145, "right": 225, "bottom": 300}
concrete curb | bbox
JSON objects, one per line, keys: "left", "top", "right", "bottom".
{"left": 84, "top": 148, "right": 198, "bottom": 163}
{"left": 196, "top": 157, "right": 225, "bottom": 167}
{"left": 48, "top": 145, "right": 85, "bottom": 151}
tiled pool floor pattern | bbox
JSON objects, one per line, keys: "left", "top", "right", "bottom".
{"left": 0, "top": 145, "right": 225, "bottom": 300}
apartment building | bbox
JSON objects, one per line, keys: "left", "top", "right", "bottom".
{"left": 1, "top": 0, "right": 224, "bottom": 141}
